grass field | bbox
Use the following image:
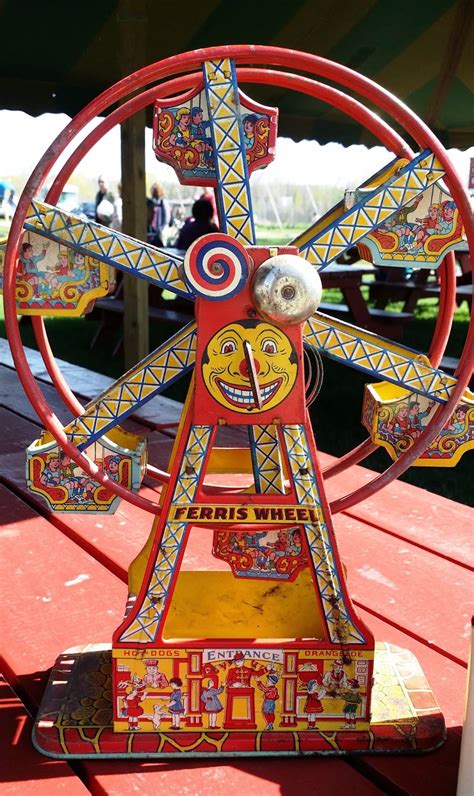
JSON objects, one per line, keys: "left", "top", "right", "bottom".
{"left": 0, "top": 222, "right": 471, "bottom": 506}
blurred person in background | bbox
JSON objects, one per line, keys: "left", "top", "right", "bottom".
{"left": 148, "top": 182, "right": 171, "bottom": 246}
{"left": 199, "top": 188, "right": 217, "bottom": 224}
{"left": 6, "top": 189, "right": 16, "bottom": 220}
{"left": 95, "top": 175, "right": 116, "bottom": 226}
{"left": 176, "top": 197, "right": 218, "bottom": 250}
{"left": 111, "top": 183, "right": 122, "bottom": 231}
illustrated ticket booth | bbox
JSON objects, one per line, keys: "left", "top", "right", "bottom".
{"left": 225, "top": 688, "right": 256, "bottom": 730}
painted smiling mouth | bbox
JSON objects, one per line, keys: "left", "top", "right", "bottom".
{"left": 216, "top": 377, "right": 282, "bottom": 407}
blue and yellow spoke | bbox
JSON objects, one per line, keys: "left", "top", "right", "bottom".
{"left": 305, "top": 314, "right": 456, "bottom": 403}
{"left": 294, "top": 151, "right": 445, "bottom": 269}
{"left": 65, "top": 323, "right": 197, "bottom": 449}
{"left": 25, "top": 200, "right": 191, "bottom": 297}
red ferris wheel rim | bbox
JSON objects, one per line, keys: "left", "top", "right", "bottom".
{"left": 31, "top": 69, "right": 458, "bottom": 496}
{"left": 5, "top": 64, "right": 414, "bottom": 511}
{"left": 3, "top": 45, "right": 473, "bottom": 515}
{"left": 30, "top": 65, "right": 414, "bottom": 422}
{"left": 33, "top": 67, "right": 459, "bottom": 497}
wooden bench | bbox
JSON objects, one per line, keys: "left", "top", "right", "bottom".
{"left": 440, "top": 355, "right": 460, "bottom": 374}
{"left": 318, "top": 301, "right": 413, "bottom": 339}
{"left": 370, "top": 249, "right": 472, "bottom": 315}
{"left": 369, "top": 267, "right": 439, "bottom": 311}
{"left": 455, "top": 284, "right": 472, "bottom": 308}
{"left": 370, "top": 279, "right": 473, "bottom": 310}
{"left": 89, "top": 289, "right": 194, "bottom": 355}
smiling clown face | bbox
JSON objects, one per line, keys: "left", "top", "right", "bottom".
{"left": 202, "top": 320, "right": 298, "bottom": 413}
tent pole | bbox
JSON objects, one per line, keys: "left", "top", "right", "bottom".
{"left": 118, "top": 0, "right": 149, "bottom": 369}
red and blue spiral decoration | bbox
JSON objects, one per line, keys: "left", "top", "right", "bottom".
{"left": 183, "top": 233, "right": 249, "bottom": 300}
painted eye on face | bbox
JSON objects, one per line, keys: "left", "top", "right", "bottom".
{"left": 261, "top": 338, "right": 277, "bottom": 354}
{"left": 220, "top": 338, "right": 237, "bottom": 354}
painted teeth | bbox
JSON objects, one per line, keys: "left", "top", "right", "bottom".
{"left": 220, "top": 381, "right": 279, "bottom": 404}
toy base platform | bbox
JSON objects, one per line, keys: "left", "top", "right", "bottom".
{"left": 33, "top": 641, "right": 445, "bottom": 758}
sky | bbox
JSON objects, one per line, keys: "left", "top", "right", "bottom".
{"left": 0, "top": 109, "right": 473, "bottom": 196}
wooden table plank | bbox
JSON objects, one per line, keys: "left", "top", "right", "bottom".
{"left": 0, "top": 378, "right": 173, "bottom": 481}
{"left": 0, "top": 484, "right": 383, "bottom": 795}
{"left": 0, "top": 487, "right": 125, "bottom": 703}
{"left": 345, "top": 491, "right": 473, "bottom": 569}
{"left": 334, "top": 513, "right": 472, "bottom": 664}
{"left": 0, "top": 406, "right": 470, "bottom": 666}
{"left": 0, "top": 411, "right": 467, "bottom": 721}
{"left": 0, "top": 405, "right": 238, "bottom": 576}
{"left": 0, "top": 407, "right": 167, "bottom": 579}
{"left": 0, "top": 362, "right": 178, "bottom": 454}
{"left": 78, "top": 759, "right": 385, "bottom": 796}
{"left": 0, "top": 340, "right": 183, "bottom": 426}
{"left": 0, "top": 677, "right": 89, "bottom": 795}
{"left": 339, "top": 610, "right": 464, "bottom": 795}
{"left": 320, "top": 451, "right": 473, "bottom": 568}
{"left": 357, "top": 609, "right": 466, "bottom": 729}
{"left": 0, "top": 339, "right": 112, "bottom": 395}
{"left": 0, "top": 372, "right": 470, "bottom": 576}
{"left": 0, "top": 365, "right": 73, "bottom": 425}
{"left": 1, "top": 346, "right": 471, "bottom": 567}
{"left": 352, "top": 730, "right": 461, "bottom": 796}
{"left": 0, "top": 349, "right": 469, "bottom": 793}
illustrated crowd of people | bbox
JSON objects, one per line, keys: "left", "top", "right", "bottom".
{"left": 39, "top": 450, "right": 122, "bottom": 503}
{"left": 165, "top": 102, "right": 259, "bottom": 149}
{"left": 118, "top": 653, "right": 362, "bottom": 733}
{"left": 165, "top": 105, "right": 259, "bottom": 158}
{"left": 167, "top": 105, "right": 214, "bottom": 168}
{"left": 18, "top": 241, "right": 95, "bottom": 299}
{"left": 382, "top": 399, "right": 435, "bottom": 441}
{"left": 225, "top": 528, "right": 304, "bottom": 572}
{"left": 379, "top": 195, "right": 457, "bottom": 252}
{"left": 119, "top": 660, "right": 185, "bottom": 731}
{"left": 380, "top": 399, "right": 470, "bottom": 446}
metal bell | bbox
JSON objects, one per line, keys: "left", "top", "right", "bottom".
{"left": 251, "top": 254, "right": 322, "bottom": 325}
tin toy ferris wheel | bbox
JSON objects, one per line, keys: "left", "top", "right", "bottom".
{"left": 2, "top": 45, "right": 473, "bottom": 758}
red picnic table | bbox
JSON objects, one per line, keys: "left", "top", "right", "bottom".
{"left": 319, "top": 263, "right": 414, "bottom": 339}
{"left": 0, "top": 341, "right": 471, "bottom": 795}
